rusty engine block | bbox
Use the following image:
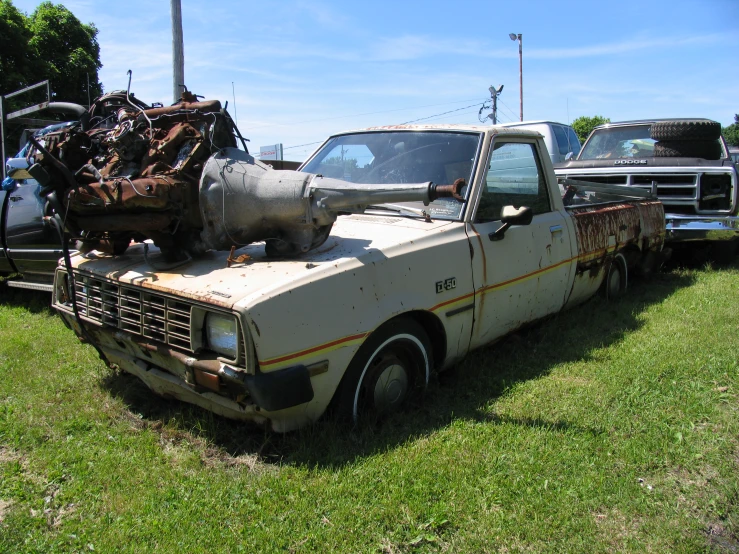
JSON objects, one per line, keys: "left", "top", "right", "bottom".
{"left": 30, "top": 90, "right": 243, "bottom": 261}
{"left": 28, "top": 90, "right": 463, "bottom": 264}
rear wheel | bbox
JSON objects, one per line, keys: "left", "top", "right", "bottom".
{"left": 336, "top": 317, "right": 432, "bottom": 424}
{"left": 603, "top": 253, "right": 628, "bottom": 300}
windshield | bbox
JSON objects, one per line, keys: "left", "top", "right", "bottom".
{"left": 579, "top": 125, "right": 655, "bottom": 160}
{"left": 301, "top": 130, "right": 481, "bottom": 220}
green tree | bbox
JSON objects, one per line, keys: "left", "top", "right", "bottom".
{"left": 28, "top": 1, "right": 102, "bottom": 104}
{"left": 572, "top": 115, "right": 610, "bottom": 144}
{"left": 722, "top": 114, "right": 739, "bottom": 147}
{"left": 0, "top": 0, "right": 34, "bottom": 95}
{"left": 0, "top": 1, "right": 102, "bottom": 103}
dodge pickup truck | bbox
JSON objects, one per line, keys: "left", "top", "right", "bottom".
{"left": 554, "top": 119, "right": 739, "bottom": 258}
{"left": 52, "top": 124, "right": 666, "bottom": 431}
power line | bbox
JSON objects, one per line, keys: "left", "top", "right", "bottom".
{"left": 244, "top": 97, "right": 487, "bottom": 132}
{"left": 405, "top": 106, "right": 483, "bottom": 125}
{"left": 284, "top": 140, "right": 323, "bottom": 151}
{"left": 498, "top": 98, "right": 519, "bottom": 122}
{"left": 280, "top": 101, "right": 486, "bottom": 152}
{"left": 400, "top": 102, "right": 485, "bottom": 125}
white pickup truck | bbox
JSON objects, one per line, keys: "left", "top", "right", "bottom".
{"left": 53, "top": 124, "right": 666, "bottom": 431}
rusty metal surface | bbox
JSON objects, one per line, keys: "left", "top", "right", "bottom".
{"left": 28, "top": 90, "right": 236, "bottom": 258}
{"left": 569, "top": 200, "right": 665, "bottom": 271}
{"left": 143, "top": 100, "right": 221, "bottom": 119}
{"left": 636, "top": 201, "right": 667, "bottom": 249}
{"left": 67, "top": 177, "right": 174, "bottom": 212}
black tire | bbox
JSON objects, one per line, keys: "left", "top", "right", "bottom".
{"left": 650, "top": 120, "right": 721, "bottom": 142}
{"left": 653, "top": 140, "right": 722, "bottom": 160}
{"left": 335, "top": 317, "right": 432, "bottom": 424}
{"left": 603, "top": 253, "right": 628, "bottom": 300}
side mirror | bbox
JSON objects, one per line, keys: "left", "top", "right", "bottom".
{"left": 489, "top": 205, "right": 533, "bottom": 241}
{"left": 5, "top": 156, "right": 33, "bottom": 180}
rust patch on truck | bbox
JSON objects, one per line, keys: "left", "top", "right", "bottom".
{"left": 568, "top": 200, "right": 664, "bottom": 283}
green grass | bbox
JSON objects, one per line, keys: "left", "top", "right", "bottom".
{"left": 1, "top": 262, "right": 738, "bottom": 553}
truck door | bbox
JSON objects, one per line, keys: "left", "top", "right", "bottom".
{"left": 4, "top": 180, "right": 62, "bottom": 278}
{"left": 466, "top": 138, "right": 574, "bottom": 349}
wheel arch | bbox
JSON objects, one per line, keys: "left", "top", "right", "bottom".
{"left": 602, "top": 250, "right": 628, "bottom": 299}
{"left": 397, "top": 309, "right": 447, "bottom": 372}
{"left": 328, "top": 309, "right": 445, "bottom": 422}
{"left": 619, "top": 243, "right": 642, "bottom": 270}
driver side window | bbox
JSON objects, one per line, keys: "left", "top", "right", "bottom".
{"left": 475, "top": 141, "right": 551, "bottom": 223}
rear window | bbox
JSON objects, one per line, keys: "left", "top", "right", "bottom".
{"left": 553, "top": 125, "right": 580, "bottom": 157}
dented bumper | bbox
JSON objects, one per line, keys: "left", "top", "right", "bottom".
{"left": 59, "top": 313, "right": 316, "bottom": 432}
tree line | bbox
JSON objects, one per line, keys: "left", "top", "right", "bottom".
{"left": 0, "top": 0, "right": 102, "bottom": 106}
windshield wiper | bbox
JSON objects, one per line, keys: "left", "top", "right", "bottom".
{"left": 365, "top": 203, "right": 432, "bottom": 222}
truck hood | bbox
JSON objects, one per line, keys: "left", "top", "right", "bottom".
{"left": 555, "top": 157, "right": 734, "bottom": 171}
{"left": 69, "top": 213, "right": 458, "bottom": 309}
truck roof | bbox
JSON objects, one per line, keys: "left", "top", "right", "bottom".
{"left": 495, "top": 120, "right": 573, "bottom": 128}
{"left": 593, "top": 118, "right": 718, "bottom": 131}
{"left": 338, "top": 123, "right": 543, "bottom": 136}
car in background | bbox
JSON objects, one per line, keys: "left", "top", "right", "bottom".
{"left": 1, "top": 108, "right": 85, "bottom": 292}
{"left": 729, "top": 146, "right": 739, "bottom": 165}
{"left": 555, "top": 119, "right": 738, "bottom": 259}
{"left": 496, "top": 121, "right": 581, "bottom": 164}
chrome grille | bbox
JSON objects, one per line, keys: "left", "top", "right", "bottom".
{"left": 563, "top": 172, "right": 735, "bottom": 214}
{"left": 73, "top": 272, "right": 193, "bottom": 352}
{"left": 630, "top": 174, "right": 698, "bottom": 203}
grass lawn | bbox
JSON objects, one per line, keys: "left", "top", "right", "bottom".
{"left": 1, "top": 261, "right": 737, "bottom": 553}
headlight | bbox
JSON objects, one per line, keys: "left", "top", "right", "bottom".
{"left": 205, "top": 312, "right": 239, "bottom": 359}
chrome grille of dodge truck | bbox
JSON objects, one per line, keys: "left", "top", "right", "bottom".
{"left": 563, "top": 173, "right": 734, "bottom": 215}
{"left": 72, "top": 272, "right": 193, "bottom": 351}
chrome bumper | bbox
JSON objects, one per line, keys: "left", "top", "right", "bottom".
{"left": 665, "top": 214, "right": 739, "bottom": 243}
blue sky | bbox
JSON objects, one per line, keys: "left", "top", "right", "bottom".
{"left": 12, "top": 0, "right": 739, "bottom": 161}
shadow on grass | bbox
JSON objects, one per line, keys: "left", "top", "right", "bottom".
{"left": 97, "top": 266, "right": 703, "bottom": 469}
{"left": 0, "top": 280, "right": 55, "bottom": 314}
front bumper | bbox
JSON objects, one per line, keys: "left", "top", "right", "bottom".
{"left": 59, "top": 313, "right": 317, "bottom": 432}
{"left": 665, "top": 214, "right": 739, "bottom": 243}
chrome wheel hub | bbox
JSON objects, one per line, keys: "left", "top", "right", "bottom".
{"left": 373, "top": 359, "right": 409, "bottom": 412}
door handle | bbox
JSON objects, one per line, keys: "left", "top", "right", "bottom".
{"left": 9, "top": 196, "right": 22, "bottom": 202}
{"left": 549, "top": 225, "right": 563, "bottom": 234}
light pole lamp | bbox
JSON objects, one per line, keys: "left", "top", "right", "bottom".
{"left": 509, "top": 33, "right": 522, "bottom": 121}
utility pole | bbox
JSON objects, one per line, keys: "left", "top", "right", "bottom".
{"left": 509, "top": 33, "right": 523, "bottom": 121}
{"left": 171, "top": 0, "right": 185, "bottom": 103}
{"left": 488, "top": 85, "right": 504, "bottom": 124}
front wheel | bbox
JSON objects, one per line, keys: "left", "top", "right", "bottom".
{"left": 336, "top": 317, "right": 433, "bottom": 424}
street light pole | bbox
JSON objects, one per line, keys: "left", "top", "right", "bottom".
{"left": 509, "top": 33, "right": 522, "bottom": 121}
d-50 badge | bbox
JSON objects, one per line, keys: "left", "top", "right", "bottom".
{"left": 436, "top": 277, "right": 457, "bottom": 293}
